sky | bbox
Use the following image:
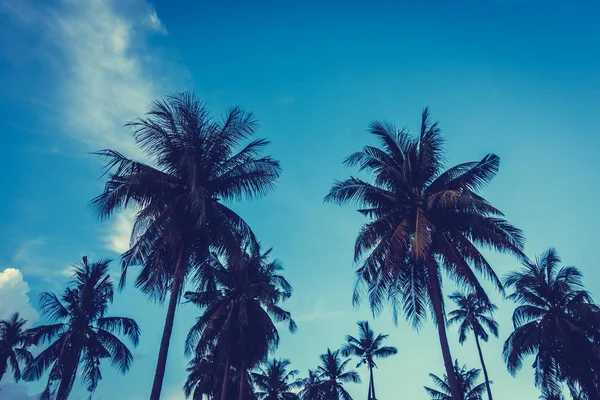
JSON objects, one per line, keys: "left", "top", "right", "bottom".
{"left": 0, "top": 0, "right": 599, "bottom": 399}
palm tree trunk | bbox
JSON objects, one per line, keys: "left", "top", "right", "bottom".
{"left": 427, "top": 261, "right": 461, "bottom": 400}
{"left": 0, "top": 355, "right": 7, "bottom": 382}
{"left": 238, "top": 361, "right": 244, "bottom": 400}
{"left": 474, "top": 334, "right": 493, "bottom": 400}
{"left": 220, "top": 349, "right": 231, "bottom": 400}
{"left": 369, "top": 365, "right": 376, "bottom": 400}
{"left": 149, "top": 248, "right": 187, "bottom": 400}
{"left": 56, "top": 361, "right": 77, "bottom": 400}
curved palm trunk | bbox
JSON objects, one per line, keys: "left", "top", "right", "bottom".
{"left": 220, "top": 349, "right": 232, "bottom": 400}
{"left": 369, "top": 365, "right": 376, "bottom": 400}
{"left": 56, "top": 361, "right": 77, "bottom": 400}
{"left": 238, "top": 361, "right": 244, "bottom": 400}
{"left": 473, "top": 334, "right": 493, "bottom": 400}
{"left": 149, "top": 248, "right": 187, "bottom": 400}
{"left": 427, "top": 262, "right": 461, "bottom": 400}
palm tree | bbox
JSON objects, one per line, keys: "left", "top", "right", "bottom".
{"left": 324, "top": 109, "right": 524, "bottom": 398}
{"left": 503, "top": 248, "right": 600, "bottom": 399}
{"left": 23, "top": 257, "right": 140, "bottom": 400}
{"left": 424, "top": 360, "right": 486, "bottom": 400}
{"left": 92, "top": 91, "right": 281, "bottom": 400}
{"left": 298, "top": 369, "right": 324, "bottom": 400}
{"left": 341, "top": 321, "right": 397, "bottom": 400}
{"left": 185, "top": 244, "right": 296, "bottom": 400}
{"left": 0, "top": 313, "right": 33, "bottom": 383}
{"left": 252, "top": 358, "right": 301, "bottom": 400}
{"left": 315, "top": 349, "right": 360, "bottom": 400}
{"left": 448, "top": 292, "right": 498, "bottom": 400}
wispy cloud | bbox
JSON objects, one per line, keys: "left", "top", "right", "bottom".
{"left": 102, "top": 208, "right": 135, "bottom": 254}
{"left": 293, "top": 297, "right": 348, "bottom": 323}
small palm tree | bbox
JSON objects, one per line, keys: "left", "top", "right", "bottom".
{"left": 315, "top": 349, "right": 360, "bottom": 400}
{"left": 23, "top": 257, "right": 140, "bottom": 400}
{"left": 252, "top": 358, "right": 301, "bottom": 400}
{"left": 448, "top": 292, "right": 498, "bottom": 400}
{"left": 325, "top": 109, "right": 524, "bottom": 399}
{"left": 341, "top": 321, "right": 397, "bottom": 400}
{"left": 185, "top": 244, "right": 296, "bottom": 400}
{"left": 0, "top": 313, "right": 33, "bottom": 383}
{"left": 298, "top": 369, "right": 324, "bottom": 400}
{"left": 93, "top": 91, "right": 281, "bottom": 400}
{"left": 424, "top": 360, "right": 486, "bottom": 400}
{"left": 503, "top": 248, "right": 600, "bottom": 399}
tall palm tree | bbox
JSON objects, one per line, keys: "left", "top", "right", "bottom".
{"left": 185, "top": 244, "right": 296, "bottom": 400}
{"left": 448, "top": 292, "right": 498, "bottom": 400}
{"left": 503, "top": 248, "right": 600, "bottom": 399}
{"left": 298, "top": 369, "right": 324, "bottom": 400}
{"left": 324, "top": 109, "right": 524, "bottom": 398}
{"left": 92, "top": 91, "right": 281, "bottom": 400}
{"left": 23, "top": 257, "right": 140, "bottom": 400}
{"left": 0, "top": 313, "right": 33, "bottom": 383}
{"left": 315, "top": 349, "right": 360, "bottom": 400}
{"left": 341, "top": 321, "right": 397, "bottom": 400}
{"left": 252, "top": 358, "right": 301, "bottom": 400}
{"left": 424, "top": 360, "right": 486, "bottom": 400}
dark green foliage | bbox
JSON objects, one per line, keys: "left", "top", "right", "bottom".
{"left": 0, "top": 313, "right": 33, "bottom": 383}
{"left": 424, "top": 360, "right": 486, "bottom": 400}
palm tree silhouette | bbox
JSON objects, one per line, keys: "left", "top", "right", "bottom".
{"left": 325, "top": 108, "right": 524, "bottom": 398}
{"left": 503, "top": 248, "right": 600, "bottom": 399}
{"left": 298, "top": 369, "right": 324, "bottom": 400}
{"left": 252, "top": 358, "right": 301, "bottom": 400}
{"left": 424, "top": 360, "right": 486, "bottom": 400}
{"left": 448, "top": 292, "right": 498, "bottom": 400}
{"left": 341, "top": 321, "right": 397, "bottom": 400}
{"left": 23, "top": 257, "right": 139, "bottom": 400}
{"left": 315, "top": 349, "right": 360, "bottom": 400}
{"left": 92, "top": 91, "right": 281, "bottom": 400}
{"left": 185, "top": 243, "right": 296, "bottom": 400}
{"left": 0, "top": 312, "right": 33, "bottom": 383}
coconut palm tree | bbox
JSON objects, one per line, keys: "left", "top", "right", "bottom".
{"left": 184, "top": 347, "right": 255, "bottom": 400}
{"left": 252, "top": 358, "right": 301, "bottom": 400}
{"left": 92, "top": 91, "right": 281, "bottom": 400}
{"left": 424, "top": 360, "right": 486, "bottom": 400}
{"left": 22, "top": 257, "right": 140, "bottom": 400}
{"left": 448, "top": 292, "right": 498, "bottom": 400}
{"left": 298, "top": 369, "right": 324, "bottom": 400}
{"left": 0, "top": 313, "right": 33, "bottom": 383}
{"left": 324, "top": 109, "right": 524, "bottom": 398}
{"left": 314, "top": 349, "right": 360, "bottom": 400}
{"left": 503, "top": 248, "right": 600, "bottom": 399}
{"left": 185, "top": 243, "right": 296, "bottom": 400}
{"left": 341, "top": 321, "right": 397, "bottom": 400}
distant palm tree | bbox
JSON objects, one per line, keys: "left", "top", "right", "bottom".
{"left": 23, "top": 257, "right": 140, "bottom": 400}
{"left": 252, "top": 358, "right": 301, "bottom": 400}
{"left": 185, "top": 244, "right": 296, "bottom": 400}
{"left": 424, "top": 360, "right": 486, "bottom": 400}
{"left": 298, "top": 369, "right": 324, "bottom": 400}
{"left": 448, "top": 292, "right": 498, "bottom": 400}
{"left": 315, "top": 349, "right": 360, "bottom": 400}
{"left": 325, "top": 109, "right": 524, "bottom": 399}
{"left": 503, "top": 248, "right": 600, "bottom": 399}
{"left": 92, "top": 91, "right": 281, "bottom": 400}
{"left": 0, "top": 313, "right": 33, "bottom": 383}
{"left": 341, "top": 321, "right": 397, "bottom": 400}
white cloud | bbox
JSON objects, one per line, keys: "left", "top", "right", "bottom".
{"left": 148, "top": 9, "right": 167, "bottom": 34}
{"left": 102, "top": 208, "right": 136, "bottom": 254}
{"left": 0, "top": 268, "right": 39, "bottom": 325}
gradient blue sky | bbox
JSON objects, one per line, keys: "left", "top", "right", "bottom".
{"left": 1, "top": 0, "right": 599, "bottom": 399}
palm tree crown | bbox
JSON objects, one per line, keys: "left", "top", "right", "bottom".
{"left": 92, "top": 91, "right": 281, "bottom": 399}
{"left": 185, "top": 243, "right": 296, "bottom": 400}
{"left": 325, "top": 109, "right": 524, "bottom": 398}
{"left": 315, "top": 349, "right": 360, "bottom": 400}
{"left": 341, "top": 321, "right": 397, "bottom": 399}
{"left": 424, "top": 360, "right": 486, "bottom": 400}
{"left": 252, "top": 358, "right": 301, "bottom": 400}
{"left": 299, "top": 369, "right": 324, "bottom": 400}
{"left": 23, "top": 257, "right": 140, "bottom": 400}
{"left": 0, "top": 312, "right": 33, "bottom": 383}
{"left": 503, "top": 248, "right": 600, "bottom": 399}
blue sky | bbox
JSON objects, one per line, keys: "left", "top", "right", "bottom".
{"left": 1, "top": 0, "right": 599, "bottom": 399}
